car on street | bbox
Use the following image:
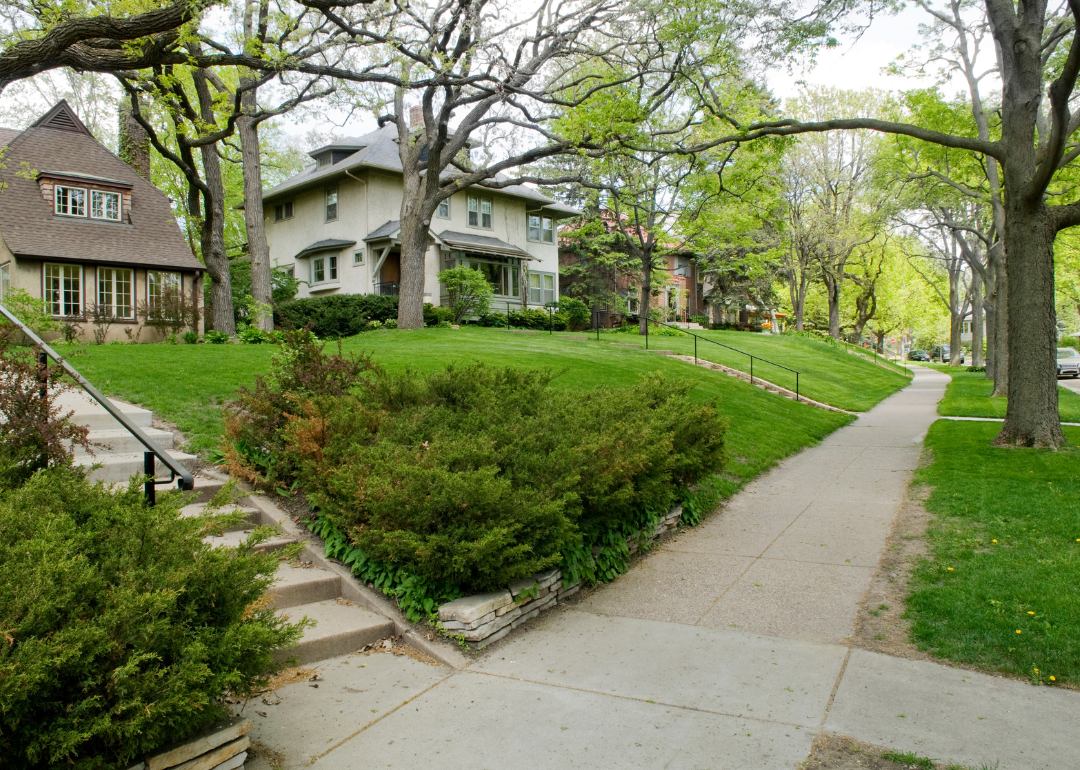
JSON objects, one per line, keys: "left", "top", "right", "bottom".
{"left": 1057, "top": 347, "right": 1080, "bottom": 378}
{"left": 907, "top": 349, "right": 931, "bottom": 362}
{"left": 931, "top": 345, "right": 965, "bottom": 364}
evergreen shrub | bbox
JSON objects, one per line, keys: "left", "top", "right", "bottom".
{"left": 0, "top": 471, "right": 302, "bottom": 770}
{"left": 275, "top": 294, "right": 398, "bottom": 338}
{"left": 225, "top": 333, "right": 726, "bottom": 598}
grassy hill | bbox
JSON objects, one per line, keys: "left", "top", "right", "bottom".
{"left": 64, "top": 326, "right": 905, "bottom": 492}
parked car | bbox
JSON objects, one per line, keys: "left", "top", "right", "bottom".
{"left": 1057, "top": 347, "right": 1080, "bottom": 378}
{"left": 907, "top": 349, "right": 931, "bottom": 362}
{"left": 931, "top": 345, "right": 965, "bottom": 365}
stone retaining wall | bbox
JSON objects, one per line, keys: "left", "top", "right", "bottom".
{"left": 127, "top": 716, "right": 252, "bottom": 770}
{"left": 438, "top": 506, "right": 682, "bottom": 649}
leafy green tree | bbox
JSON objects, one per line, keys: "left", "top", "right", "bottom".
{"left": 438, "top": 267, "right": 495, "bottom": 324}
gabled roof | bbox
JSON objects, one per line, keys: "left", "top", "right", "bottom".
{"left": 263, "top": 124, "right": 582, "bottom": 217}
{"left": 0, "top": 100, "right": 201, "bottom": 271}
{"left": 363, "top": 220, "right": 400, "bottom": 242}
{"left": 0, "top": 128, "right": 20, "bottom": 147}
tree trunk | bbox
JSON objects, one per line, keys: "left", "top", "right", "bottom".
{"left": 989, "top": 250, "right": 1009, "bottom": 394}
{"left": 192, "top": 69, "right": 235, "bottom": 335}
{"left": 396, "top": 175, "right": 428, "bottom": 329}
{"left": 948, "top": 273, "right": 963, "bottom": 366}
{"left": 638, "top": 257, "right": 652, "bottom": 335}
{"left": 994, "top": 205, "right": 1062, "bottom": 448}
{"left": 971, "top": 269, "right": 984, "bottom": 368}
{"left": 239, "top": 83, "right": 273, "bottom": 331}
{"left": 823, "top": 273, "right": 841, "bottom": 338}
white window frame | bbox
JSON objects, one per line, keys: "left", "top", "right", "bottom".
{"left": 312, "top": 257, "right": 325, "bottom": 284}
{"left": 90, "top": 190, "right": 121, "bottom": 221}
{"left": 0, "top": 262, "right": 9, "bottom": 302}
{"left": 55, "top": 185, "right": 86, "bottom": 217}
{"left": 467, "top": 194, "right": 492, "bottom": 229}
{"left": 527, "top": 214, "right": 555, "bottom": 244}
{"left": 528, "top": 271, "right": 556, "bottom": 306}
{"left": 437, "top": 198, "right": 451, "bottom": 219}
{"left": 147, "top": 270, "right": 181, "bottom": 316}
{"left": 44, "top": 263, "right": 82, "bottom": 316}
{"left": 310, "top": 255, "right": 339, "bottom": 286}
{"left": 325, "top": 186, "right": 338, "bottom": 222}
{"left": 353, "top": 250, "right": 365, "bottom": 266}
{"left": 97, "top": 267, "right": 134, "bottom": 319}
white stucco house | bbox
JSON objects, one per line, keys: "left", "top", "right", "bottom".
{"left": 261, "top": 123, "right": 580, "bottom": 309}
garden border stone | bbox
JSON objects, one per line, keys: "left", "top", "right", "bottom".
{"left": 438, "top": 506, "right": 683, "bottom": 649}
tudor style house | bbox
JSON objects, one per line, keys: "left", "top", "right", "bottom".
{"left": 0, "top": 101, "right": 204, "bottom": 341}
{"left": 261, "top": 123, "right": 579, "bottom": 309}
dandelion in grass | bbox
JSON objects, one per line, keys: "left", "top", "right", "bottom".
{"left": 1016, "top": 630, "right": 1022, "bottom": 634}
{"left": 947, "top": 567, "right": 954, "bottom": 572}
{"left": 993, "top": 539, "right": 998, "bottom": 543}
{"left": 1050, "top": 676, "right": 1056, "bottom": 681}
{"left": 1028, "top": 611, "right": 1035, "bottom": 615}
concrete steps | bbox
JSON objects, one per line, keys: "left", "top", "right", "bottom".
{"left": 275, "top": 599, "right": 395, "bottom": 665}
{"left": 62, "top": 391, "right": 402, "bottom": 669}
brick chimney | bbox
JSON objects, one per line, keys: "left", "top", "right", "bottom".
{"left": 118, "top": 99, "right": 151, "bottom": 180}
{"left": 409, "top": 106, "right": 424, "bottom": 128}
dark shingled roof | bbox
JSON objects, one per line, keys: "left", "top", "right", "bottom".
{"left": 362, "top": 220, "right": 400, "bottom": 242}
{"left": 295, "top": 238, "right": 357, "bottom": 258}
{"left": 263, "top": 124, "right": 583, "bottom": 218}
{"left": 0, "top": 128, "right": 21, "bottom": 147}
{"left": 0, "top": 101, "right": 202, "bottom": 271}
{"left": 438, "top": 230, "right": 533, "bottom": 259}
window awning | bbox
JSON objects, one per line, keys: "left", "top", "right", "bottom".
{"left": 438, "top": 230, "right": 535, "bottom": 260}
{"left": 294, "top": 238, "right": 356, "bottom": 259}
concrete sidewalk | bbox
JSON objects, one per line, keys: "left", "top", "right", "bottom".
{"left": 246, "top": 368, "right": 1080, "bottom": 770}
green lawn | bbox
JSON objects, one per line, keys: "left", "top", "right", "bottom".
{"left": 601, "top": 328, "right": 911, "bottom": 411}
{"left": 908, "top": 420, "right": 1080, "bottom": 685}
{"left": 928, "top": 365, "right": 1080, "bottom": 422}
{"left": 62, "top": 326, "right": 866, "bottom": 491}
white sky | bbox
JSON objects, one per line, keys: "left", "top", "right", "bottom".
{"left": 765, "top": 4, "right": 939, "bottom": 105}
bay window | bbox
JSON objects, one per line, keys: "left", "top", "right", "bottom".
{"left": 312, "top": 255, "right": 337, "bottom": 285}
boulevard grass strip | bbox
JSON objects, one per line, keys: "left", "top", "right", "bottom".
{"left": 66, "top": 327, "right": 852, "bottom": 487}
{"left": 932, "top": 365, "right": 1080, "bottom": 422}
{"left": 598, "top": 328, "right": 911, "bottom": 411}
{"left": 907, "top": 420, "right": 1080, "bottom": 685}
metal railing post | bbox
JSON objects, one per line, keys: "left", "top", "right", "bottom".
{"left": 37, "top": 349, "right": 48, "bottom": 399}
{"left": 694, "top": 334, "right": 697, "bottom": 365}
{"left": 796, "top": 372, "right": 799, "bottom": 403}
{"left": 144, "top": 452, "right": 156, "bottom": 506}
{"left": 750, "top": 357, "right": 753, "bottom": 386}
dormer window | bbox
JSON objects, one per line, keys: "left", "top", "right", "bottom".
{"left": 91, "top": 190, "right": 120, "bottom": 220}
{"left": 55, "top": 186, "right": 86, "bottom": 216}
{"left": 317, "top": 154, "right": 332, "bottom": 168}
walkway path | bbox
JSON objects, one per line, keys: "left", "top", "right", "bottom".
{"left": 246, "top": 368, "right": 1079, "bottom": 770}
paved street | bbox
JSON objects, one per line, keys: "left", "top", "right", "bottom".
{"left": 246, "top": 368, "right": 1079, "bottom": 770}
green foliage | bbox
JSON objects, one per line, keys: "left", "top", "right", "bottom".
{"left": 226, "top": 333, "right": 726, "bottom": 594}
{"left": 437, "top": 266, "right": 495, "bottom": 324}
{"left": 553, "top": 297, "right": 590, "bottom": 330}
{"left": 183, "top": 331, "right": 200, "bottom": 344}
{"left": 937, "top": 368, "right": 1080, "bottom": 422}
{"left": 307, "top": 515, "right": 462, "bottom": 623}
{"left": 274, "top": 294, "right": 399, "bottom": 338}
{"left": 228, "top": 261, "right": 300, "bottom": 327}
{"left": 0, "top": 468, "right": 304, "bottom": 769}
{"left": 424, "top": 303, "right": 455, "bottom": 327}
{"left": 237, "top": 324, "right": 279, "bottom": 345}
{"left": 908, "top": 421, "right": 1080, "bottom": 685}
{"left": 0, "top": 288, "right": 59, "bottom": 339}
{"left": 205, "top": 330, "right": 231, "bottom": 344}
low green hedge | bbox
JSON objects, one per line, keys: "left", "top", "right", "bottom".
{"left": 274, "top": 294, "right": 399, "bottom": 338}
{"left": 225, "top": 332, "right": 726, "bottom": 607}
{"left": 0, "top": 471, "right": 303, "bottom": 770}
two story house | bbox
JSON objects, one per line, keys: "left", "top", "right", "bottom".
{"left": 261, "top": 123, "right": 579, "bottom": 310}
{"left": 0, "top": 101, "right": 204, "bottom": 341}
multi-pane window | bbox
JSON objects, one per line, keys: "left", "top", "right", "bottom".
{"left": 353, "top": 250, "right": 364, "bottom": 266}
{"left": 528, "top": 215, "right": 554, "bottom": 243}
{"left": 311, "top": 255, "right": 337, "bottom": 284}
{"left": 325, "top": 187, "right": 338, "bottom": 221}
{"left": 55, "top": 186, "right": 86, "bottom": 217}
{"left": 470, "top": 260, "right": 518, "bottom": 297}
{"left": 90, "top": 190, "right": 120, "bottom": 220}
{"left": 467, "top": 195, "right": 492, "bottom": 229}
{"left": 148, "top": 271, "right": 181, "bottom": 314}
{"left": 0, "top": 263, "right": 9, "bottom": 302}
{"left": 44, "top": 263, "right": 82, "bottom": 316}
{"left": 437, "top": 198, "right": 450, "bottom": 219}
{"left": 274, "top": 201, "right": 294, "bottom": 221}
{"left": 528, "top": 273, "right": 555, "bottom": 305}
{"left": 97, "top": 267, "right": 133, "bottom": 318}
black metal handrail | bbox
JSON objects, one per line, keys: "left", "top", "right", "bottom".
{"left": 375, "top": 281, "right": 400, "bottom": 296}
{"left": 0, "top": 303, "right": 194, "bottom": 502}
{"left": 641, "top": 317, "right": 802, "bottom": 403}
